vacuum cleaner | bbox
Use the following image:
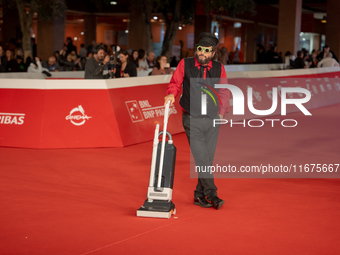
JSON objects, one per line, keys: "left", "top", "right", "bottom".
{"left": 137, "top": 101, "right": 177, "bottom": 219}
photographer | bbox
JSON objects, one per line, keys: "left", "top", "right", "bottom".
{"left": 84, "top": 44, "right": 110, "bottom": 79}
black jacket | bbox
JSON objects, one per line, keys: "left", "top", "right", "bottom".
{"left": 181, "top": 57, "right": 221, "bottom": 118}
{"left": 0, "top": 56, "right": 7, "bottom": 72}
{"left": 115, "top": 62, "right": 137, "bottom": 78}
{"left": 317, "top": 51, "right": 339, "bottom": 62}
{"left": 293, "top": 57, "right": 306, "bottom": 69}
{"left": 84, "top": 56, "right": 110, "bottom": 79}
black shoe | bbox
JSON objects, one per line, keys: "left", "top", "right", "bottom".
{"left": 194, "top": 196, "right": 213, "bottom": 208}
{"left": 210, "top": 196, "right": 225, "bottom": 210}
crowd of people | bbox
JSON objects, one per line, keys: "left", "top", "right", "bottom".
{"left": 1, "top": 37, "right": 339, "bottom": 77}
{"left": 288, "top": 45, "right": 339, "bottom": 69}
{"left": 256, "top": 44, "right": 339, "bottom": 69}
{"left": 0, "top": 37, "right": 180, "bottom": 78}
{"left": 0, "top": 44, "right": 26, "bottom": 72}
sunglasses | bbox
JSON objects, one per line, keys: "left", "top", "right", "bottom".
{"left": 196, "top": 46, "right": 212, "bottom": 53}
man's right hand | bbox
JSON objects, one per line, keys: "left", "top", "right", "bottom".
{"left": 103, "top": 55, "right": 110, "bottom": 65}
{"left": 164, "top": 94, "right": 175, "bottom": 106}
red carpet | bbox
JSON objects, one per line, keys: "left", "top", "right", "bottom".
{"left": 1, "top": 103, "right": 340, "bottom": 254}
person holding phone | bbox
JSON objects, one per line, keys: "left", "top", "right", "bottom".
{"left": 151, "top": 55, "right": 175, "bottom": 75}
{"left": 114, "top": 49, "right": 137, "bottom": 78}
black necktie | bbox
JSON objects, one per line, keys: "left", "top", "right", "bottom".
{"left": 200, "top": 65, "right": 212, "bottom": 81}
{"left": 200, "top": 65, "right": 208, "bottom": 79}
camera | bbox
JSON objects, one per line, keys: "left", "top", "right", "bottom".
{"left": 108, "top": 55, "right": 116, "bottom": 68}
{"left": 108, "top": 55, "right": 116, "bottom": 78}
{"left": 109, "top": 55, "right": 115, "bottom": 65}
{"left": 107, "top": 55, "right": 116, "bottom": 69}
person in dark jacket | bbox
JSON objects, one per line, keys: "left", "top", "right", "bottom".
{"left": 265, "top": 46, "right": 279, "bottom": 63}
{"left": 4, "top": 49, "right": 17, "bottom": 72}
{"left": 0, "top": 45, "right": 7, "bottom": 72}
{"left": 115, "top": 49, "right": 137, "bottom": 78}
{"left": 293, "top": 50, "right": 307, "bottom": 69}
{"left": 256, "top": 44, "right": 266, "bottom": 63}
{"left": 84, "top": 44, "right": 110, "bottom": 79}
{"left": 130, "top": 50, "right": 139, "bottom": 67}
{"left": 66, "top": 37, "right": 77, "bottom": 55}
{"left": 316, "top": 45, "right": 339, "bottom": 63}
{"left": 309, "top": 50, "right": 318, "bottom": 68}
{"left": 42, "top": 56, "right": 63, "bottom": 72}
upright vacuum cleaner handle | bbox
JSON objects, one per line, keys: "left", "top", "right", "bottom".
{"left": 158, "top": 131, "right": 173, "bottom": 144}
{"left": 148, "top": 124, "right": 160, "bottom": 188}
{"left": 156, "top": 100, "right": 171, "bottom": 189}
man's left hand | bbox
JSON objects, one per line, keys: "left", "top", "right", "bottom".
{"left": 103, "top": 55, "right": 110, "bottom": 65}
{"left": 219, "top": 114, "right": 223, "bottom": 119}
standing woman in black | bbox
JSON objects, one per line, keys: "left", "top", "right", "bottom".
{"left": 5, "top": 50, "right": 17, "bottom": 72}
{"left": 131, "top": 50, "right": 139, "bottom": 67}
{"left": 115, "top": 49, "right": 137, "bottom": 78}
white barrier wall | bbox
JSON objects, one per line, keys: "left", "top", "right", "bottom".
{"left": 0, "top": 63, "right": 288, "bottom": 79}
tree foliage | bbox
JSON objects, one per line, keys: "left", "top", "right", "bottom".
{"left": 140, "top": 0, "right": 255, "bottom": 59}
{"left": 0, "top": 0, "right": 66, "bottom": 21}
{"left": 0, "top": 0, "right": 66, "bottom": 61}
{"left": 201, "top": 0, "right": 256, "bottom": 17}
{"left": 0, "top": 0, "right": 256, "bottom": 61}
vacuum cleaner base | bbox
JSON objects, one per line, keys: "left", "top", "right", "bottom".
{"left": 137, "top": 200, "right": 176, "bottom": 219}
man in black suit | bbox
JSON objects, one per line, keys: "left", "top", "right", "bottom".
{"left": 293, "top": 50, "right": 307, "bottom": 69}
{"left": 317, "top": 45, "right": 339, "bottom": 63}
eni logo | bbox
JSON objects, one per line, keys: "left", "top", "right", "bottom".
{"left": 197, "top": 82, "right": 222, "bottom": 106}
{"left": 65, "top": 105, "right": 92, "bottom": 126}
{"left": 198, "top": 82, "right": 222, "bottom": 115}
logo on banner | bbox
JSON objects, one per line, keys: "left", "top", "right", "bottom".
{"left": 125, "top": 100, "right": 178, "bottom": 123}
{"left": 65, "top": 105, "right": 92, "bottom": 126}
{"left": 197, "top": 82, "right": 223, "bottom": 107}
{"left": 125, "top": 100, "right": 144, "bottom": 123}
{"left": 0, "top": 112, "right": 25, "bottom": 125}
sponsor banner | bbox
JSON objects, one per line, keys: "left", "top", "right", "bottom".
{"left": 0, "top": 113, "right": 25, "bottom": 125}
{"left": 0, "top": 71, "right": 340, "bottom": 149}
{"left": 39, "top": 89, "right": 123, "bottom": 148}
{"left": 0, "top": 89, "right": 45, "bottom": 148}
{"left": 0, "top": 84, "right": 183, "bottom": 148}
{"left": 108, "top": 83, "right": 183, "bottom": 147}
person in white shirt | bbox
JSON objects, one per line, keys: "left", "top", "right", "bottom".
{"left": 317, "top": 53, "right": 340, "bottom": 67}
{"left": 78, "top": 44, "right": 87, "bottom": 58}
{"left": 27, "top": 57, "right": 50, "bottom": 73}
{"left": 137, "top": 49, "right": 148, "bottom": 71}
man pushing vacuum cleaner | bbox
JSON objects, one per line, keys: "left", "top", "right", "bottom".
{"left": 163, "top": 32, "right": 230, "bottom": 210}
{"left": 137, "top": 32, "right": 230, "bottom": 218}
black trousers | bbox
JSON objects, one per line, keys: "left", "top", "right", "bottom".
{"left": 182, "top": 112, "right": 220, "bottom": 200}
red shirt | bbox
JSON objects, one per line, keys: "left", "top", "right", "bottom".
{"left": 166, "top": 57, "right": 230, "bottom": 116}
